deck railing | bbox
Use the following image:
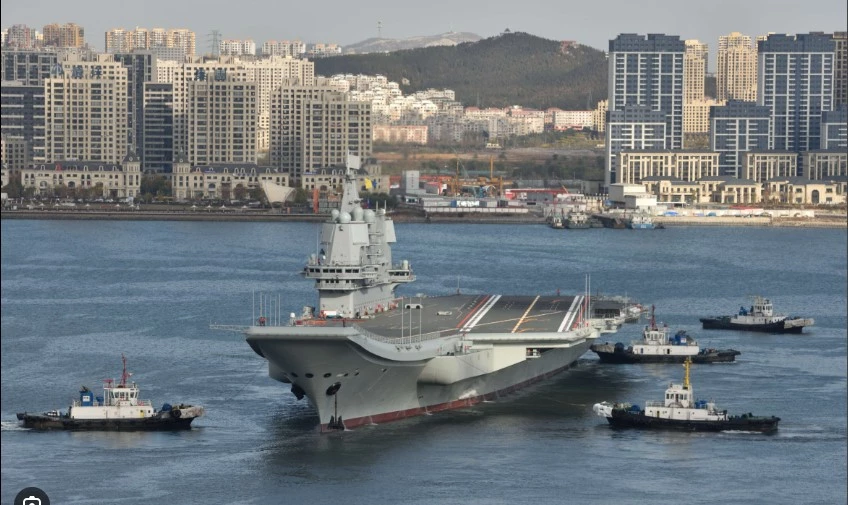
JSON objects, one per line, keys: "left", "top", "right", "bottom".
{"left": 351, "top": 324, "right": 459, "bottom": 345}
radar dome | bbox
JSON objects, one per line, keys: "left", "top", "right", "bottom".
{"left": 363, "top": 209, "right": 376, "bottom": 223}
{"left": 339, "top": 211, "right": 352, "bottom": 224}
{"left": 352, "top": 207, "right": 364, "bottom": 222}
{"left": 331, "top": 209, "right": 340, "bottom": 221}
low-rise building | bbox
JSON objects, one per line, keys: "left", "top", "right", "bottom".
{"left": 302, "top": 168, "right": 389, "bottom": 193}
{"left": 373, "top": 125, "right": 428, "bottom": 145}
{"left": 765, "top": 176, "right": 847, "bottom": 205}
{"left": 171, "top": 154, "right": 289, "bottom": 200}
{"left": 699, "top": 175, "right": 761, "bottom": 204}
{"left": 618, "top": 150, "right": 719, "bottom": 184}
{"left": 804, "top": 150, "right": 848, "bottom": 179}
{"left": 743, "top": 151, "right": 798, "bottom": 182}
{"left": 22, "top": 152, "right": 142, "bottom": 198}
{"left": 640, "top": 176, "right": 702, "bottom": 204}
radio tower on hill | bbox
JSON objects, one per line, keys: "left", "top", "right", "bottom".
{"left": 377, "top": 20, "right": 382, "bottom": 38}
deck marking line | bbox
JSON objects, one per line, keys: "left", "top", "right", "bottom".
{"left": 455, "top": 296, "right": 490, "bottom": 330}
{"left": 558, "top": 296, "right": 582, "bottom": 333}
{"left": 461, "top": 295, "right": 501, "bottom": 332}
{"left": 511, "top": 295, "right": 540, "bottom": 333}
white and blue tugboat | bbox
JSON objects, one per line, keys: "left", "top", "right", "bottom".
{"left": 590, "top": 307, "right": 740, "bottom": 364}
{"left": 593, "top": 357, "right": 780, "bottom": 433}
{"left": 700, "top": 296, "right": 814, "bottom": 334}
{"left": 626, "top": 212, "right": 655, "bottom": 229}
{"left": 17, "top": 355, "right": 204, "bottom": 431}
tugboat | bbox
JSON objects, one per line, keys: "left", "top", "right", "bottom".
{"left": 592, "top": 357, "right": 780, "bottom": 433}
{"left": 590, "top": 307, "right": 740, "bottom": 363}
{"left": 17, "top": 355, "right": 204, "bottom": 431}
{"left": 565, "top": 210, "right": 591, "bottom": 229}
{"left": 626, "top": 212, "right": 655, "bottom": 229}
{"left": 700, "top": 296, "right": 814, "bottom": 334}
{"left": 549, "top": 214, "right": 565, "bottom": 229}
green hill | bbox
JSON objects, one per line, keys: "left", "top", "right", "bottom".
{"left": 314, "top": 32, "right": 607, "bottom": 110}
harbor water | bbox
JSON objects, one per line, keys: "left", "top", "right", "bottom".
{"left": 2, "top": 220, "right": 846, "bottom": 505}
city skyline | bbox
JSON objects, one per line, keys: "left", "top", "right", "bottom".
{"left": 2, "top": 0, "right": 846, "bottom": 59}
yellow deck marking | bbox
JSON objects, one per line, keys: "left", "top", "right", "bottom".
{"left": 511, "top": 295, "right": 540, "bottom": 333}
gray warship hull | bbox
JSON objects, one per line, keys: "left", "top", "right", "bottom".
{"left": 247, "top": 294, "right": 604, "bottom": 431}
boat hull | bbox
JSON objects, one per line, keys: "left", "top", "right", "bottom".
{"left": 605, "top": 409, "right": 780, "bottom": 433}
{"left": 16, "top": 412, "right": 199, "bottom": 431}
{"left": 699, "top": 317, "right": 805, "bottom": 334}
{"left": 590, "top": 347, "right": 740, "bottom": 364}
{"left": 248, "top": 329, "right": 594, "bottom": 432}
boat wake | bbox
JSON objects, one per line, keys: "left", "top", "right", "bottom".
{"left": 1, "top": 420, "right": 28, "bottom": 431}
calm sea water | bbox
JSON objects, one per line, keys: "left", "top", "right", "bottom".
{"left": 2, "top": 220, "right": 846, "bottom": 505}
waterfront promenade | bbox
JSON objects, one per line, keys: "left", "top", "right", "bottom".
{"left": 1, "top": 207, "right": 845, "bottom": 227}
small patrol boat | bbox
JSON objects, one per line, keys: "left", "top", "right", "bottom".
{"left": 700, "top": 296, "right": 814, "bottom": 334}
{"left": 590, "top": 307, "right": 740, "bottom": 363}
{"left": 592, "top": 357, "right": 780, "bottom": 433}
{"left": 16, "top": 355, "right": 204, "bottom": 431}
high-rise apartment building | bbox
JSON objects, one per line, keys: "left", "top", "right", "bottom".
{"left": 684, "top": 40, "right": 707, "bottom": 103}
{"left": 262, "top": 40, "right": 305, "bottom": 57}
{"left": 717, "top": 32, "right": 757, "bottom": 102}
{"left": 757, "top": 33, "right": 835, "bottom": 169}
{"left": 1, "top": 50, "right": 59, "bottom": 85}
{"left": 270, "top": 81, "right": 372, "bottom": 180}
{"left": 111, "top": 53, "right": 156, "bottom": 157}
{"left": 42, "top": 23, "right": 85, "bottom": 48}
{"left": 606, "top": 105, "right": 668, "bottom": 184}
{"left": 709, "top": 100, "right": 771, "bottom": 177}
{"left": 1, "top": 135, "right": 31, "bottom": 172}
{"left": 1, "top": 82, "right": 46, "bottom": 163}
{"left": 156, "top": 57, "right": 315, "bottom": 158}
{"left": 105, "top": 27, "right": 196, "bottom": 57}
{"left": 44, "top": 59, "right": 128, "bottom": 163}
{"left": 834, "top": 32, "right": 848, "bottom": 107}
{"left": 104, "top": 29, "right": 131, "bottom": 53}
{"left": 170, "top": 29, "right": 196, "bottom": 57}
{"left": 606, "top": 33, "right": 685, "bottom": 186}
{"left": 219, "top": 39, "right": 256, "bottom": 56}
{"left": 684, "top": 99, "right": 724, "bottom": 134}
{"left": 4, "top": 24, "right": 35, "bottom": 49}
{"left": 820, "top": 105, "right": 847, "bottom": 150}
{"left": 592, "top": 99, "right": 608, "bottom": 133}
{"left": 186, "top": 76, "right": 257, "bottom": 165}
{"left": 142, "top": 83, "right": 174, "bottom": 173}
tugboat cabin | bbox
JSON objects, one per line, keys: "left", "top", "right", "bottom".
{"left": 643, "top": 359, "right": 727, "bottom": 422}
{"left": 68, "top": 356, "right": 155, "bottom": 420}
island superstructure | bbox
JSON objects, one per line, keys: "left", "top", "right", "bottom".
{"left": 242, "top": 155, "right": 623, "bottom": 431}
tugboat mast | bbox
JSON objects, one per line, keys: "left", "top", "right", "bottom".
{"left": 120, "top": 353, "right": 130, "bottom": 386}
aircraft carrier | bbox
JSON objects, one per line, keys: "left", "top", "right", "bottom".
{"left": 242, "top": 156, "right": 624, "bottom": 431}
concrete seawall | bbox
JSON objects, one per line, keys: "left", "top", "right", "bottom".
{"left": 2, "top": 210, "right": 846, "bottom": 228}
{"left": 654, "top": 216, "right": 847, "bottom": 228}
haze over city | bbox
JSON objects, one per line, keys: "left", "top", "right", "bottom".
{"left": 3, "top": 0, "right": 847, "bottom": 55}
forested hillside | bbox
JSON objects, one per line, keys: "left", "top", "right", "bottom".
{"left": 314, "top": 32, "right": 608, "bottom": 110}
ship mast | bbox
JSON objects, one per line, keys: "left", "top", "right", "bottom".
{"left": 120, "top": 353, "right": 129, "bottom": 386}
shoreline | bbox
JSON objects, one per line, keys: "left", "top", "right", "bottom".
{"left": 2, "top": 209, "right": 846, "bottom": 227}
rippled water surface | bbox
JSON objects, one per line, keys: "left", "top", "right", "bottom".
{"left": 2, "top": 220, "right": 846, "bottom": 504}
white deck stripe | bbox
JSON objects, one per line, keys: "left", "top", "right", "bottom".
{"left": 558, "top": 296, "right": 582, "bottom": 332}
{"left": 462, "top": 295, "right": 501, "bottom": 332}
{"left": 511, "top": 295, "right": 540, "bottom": 333}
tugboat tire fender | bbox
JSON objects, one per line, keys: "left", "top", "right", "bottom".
{"left": 171, "top": 409, "right": 182, "bottom": 418}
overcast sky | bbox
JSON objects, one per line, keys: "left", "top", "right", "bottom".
{"left": 4, "top": 0, "right": 846, "bottom": 57}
